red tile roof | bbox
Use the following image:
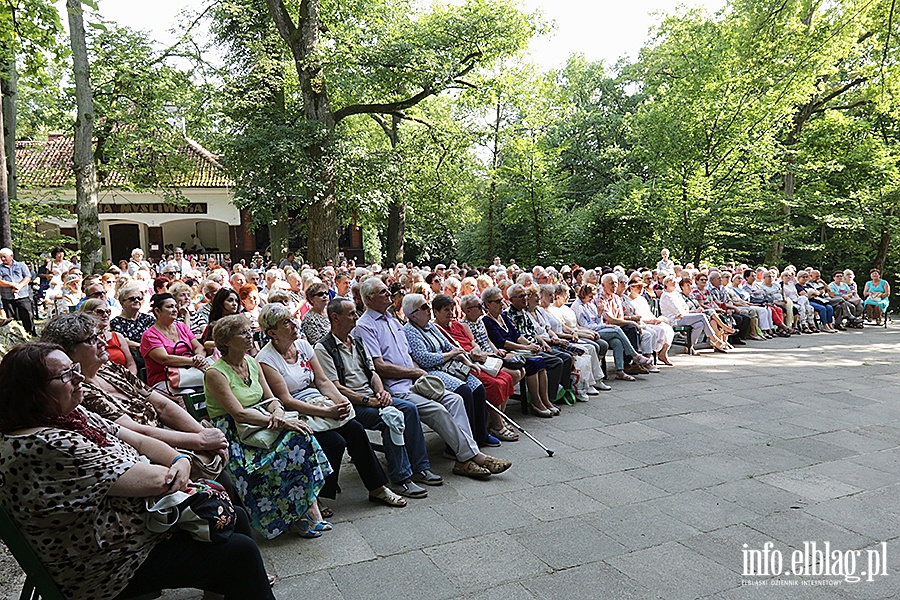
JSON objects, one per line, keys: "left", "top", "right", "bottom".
{"left": 15, "top": 136, "right": 232, "bottom": 188}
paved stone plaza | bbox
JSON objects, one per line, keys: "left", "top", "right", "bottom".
{"left": 5, "top": 327, "right": 900, "bottom": 599}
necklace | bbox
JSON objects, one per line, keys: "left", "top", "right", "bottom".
{"left": 489, "top": 312, "right": 508, "bottom": 332}
{"left": 225, "top": 357, "right": 251, "bottom": 386}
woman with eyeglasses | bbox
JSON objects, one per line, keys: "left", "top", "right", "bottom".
{"left": 141, "top": 293, "right": 210, "bottom": 392}
{"left": 79, "top": 298, "right": 137, "bottom": 375}
{"left": 256, "top": 303, "right": 404, "bottom": 513}
{"left": 432, "top": 294, "right": 520, "bottom": 441}
{"left": 480, "top": 287, "right": 557, "bottom": 417}
{"left": 0, "top": 341, "right": 275, "bottom": 600}
{"left": 110, "top": 282, "right": 155, "bottom": 357}
{"left": 300, "top": 282, "right": 332, "bottom": 346}
{"left": 204, "top": 314, "right": 335, "bottom": 539}
{"left": 403, "top": 293, "right": 500, "bottom": 444}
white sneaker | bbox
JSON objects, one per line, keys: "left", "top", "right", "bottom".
{"left": 593, "top": 381, "right": 612, "bottom": 391}
{"left": 586, "top": 387, "right": 601, "bottom": 396}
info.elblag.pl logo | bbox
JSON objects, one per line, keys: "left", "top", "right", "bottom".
{"left": 742, "top": 542, "right": 888, "bottom": 585}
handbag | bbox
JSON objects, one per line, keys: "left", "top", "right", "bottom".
{"left": 145, "top": 479, "right": 236, "bottom": 543}
{"left": 235, "top": 400, "right": 301, "bottom": 450}
{"left": 292, "top": 387, "right": 356, "bottom": 432}
{"left": 481, "top": 356, "right": 503, "bottom": 377}
{"left": 441, "top": 358, "right": 472, "bottom": 381}
{"left": 411, "top": 375, "right": 446, "bottom": 401}
{"left": 179, "top": 445, "right": 225, "bottom": 480}
{"left": 502, "top": 354, "right": 527, "bottom": 369}
{"left": 165, "top": 341, "right": 205, "bottom": 394}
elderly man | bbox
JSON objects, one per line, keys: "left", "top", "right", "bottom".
{"left": 505, "top": 283, "right": 574, "bottom": 396}
{"left": 0, "top": 248, "right": 36, "bottom": 334}
{"left": 315, "top": 297, "right": 441, "bottom": 497}
{"left": 126, "top": 248, "right": 149, "bottom": 276}
{"left": 228, "top": 271, "right": 246, "bottom": 294}
{"left": 355, "top": 278, "right": 511, "bottom": 480}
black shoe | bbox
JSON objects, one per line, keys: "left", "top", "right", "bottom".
{"left": 732, "top": 339, "right": 747, "bottom": 346}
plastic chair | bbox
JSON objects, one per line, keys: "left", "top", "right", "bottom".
{"left": 0, "top": 503, "right": 160, "bottom": 600}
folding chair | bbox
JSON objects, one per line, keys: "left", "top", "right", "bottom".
{"left": 0, "top": 504, "right": 160, "bottom": 600}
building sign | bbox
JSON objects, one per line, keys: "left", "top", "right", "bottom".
{"left": 97, "top": 203, "right": 208, "bottom": 214}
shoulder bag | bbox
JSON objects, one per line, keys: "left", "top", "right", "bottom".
{"left": 165, "top": 340, "right": 205, "bottom": 394}
{"left": 145, "top": 479, "right": 236, "bottom": 543}
{"left": 292, "top": 386, "right": 356, "bottom": 433}
{"left": 235, "top": 399, "right": 300, "bottom": 450}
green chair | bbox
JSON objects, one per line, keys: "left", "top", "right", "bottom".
{"left": 0, "top": 503, "right": 160, "bottom": 600}
{"left": 182, "top": 390, "right": 209, "bottom": 421}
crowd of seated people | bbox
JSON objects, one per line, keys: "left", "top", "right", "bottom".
{"left": 0, "top": 245, "right": 891, "bottom": 598}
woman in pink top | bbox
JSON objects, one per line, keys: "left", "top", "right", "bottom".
{"left": 140, "top": 293, "right": 210, "bottom": 389}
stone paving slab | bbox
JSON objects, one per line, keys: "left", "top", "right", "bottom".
{"left": 7, "top": 326, "right": 900, "bottom": 600}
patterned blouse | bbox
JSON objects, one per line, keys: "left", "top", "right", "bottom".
{"left": 0, "top": 408, "right": 168, "bottom": 600}
{"left": 81, "top": 362, "right": 157, "bottom": 426}
{"left": 466, "top": 316, "right": 494, "bottom": 354}
{"left": 404, "top": 321, "right": 482, "bottom": 392}
{"left": 110, "top": 312, "right": 155, "bottom": 344}
{"left": 301, "top": 310, "right": 331, "bottom": 347}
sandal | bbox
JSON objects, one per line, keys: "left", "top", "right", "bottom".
{"left": 291, "top": 521, "right": 323, "bottom": 538}
{"left": 301, "top": 513, "right": 333, "bottom": 531}
{"left": 369, "top": 487, "right": 407, "bottom": 508}
{"left": 615, "top": 371, "right": 636, "bottom": 382}
{"left": 489, "top": 426, "right": 520, "bottom": 442}
{"left": 319, "top": 504, "right": 334, "bottom": 519}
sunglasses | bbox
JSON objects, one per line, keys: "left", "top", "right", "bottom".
{"left": 49, "top": 362, "right": 82, "bottom": 383}
{"left": 126, "top": 296, "right": 142, "bottom": 303}
{"left": 93, "top": 308, "right": 112, "bottom": 316}
{"left": 409, "top": 302, "right": 431, "bottom": 316}
{"left": 311, "top": 291, "right": 329, "bottom": 298}
{"left": 87, "top": 290, "right": 106, "bottom": 298}
{"left": 74, "top": 332, "right": 103, "bottom": 347}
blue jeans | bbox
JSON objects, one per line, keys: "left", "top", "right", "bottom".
{"left": 810, "top": 300, "right": 833, "bottom": 324}
{"left": 354, "top": 397, "right": 430, "bottom": 484}
{"left": 596, "top": 327, "right": 637, "bottom": 371}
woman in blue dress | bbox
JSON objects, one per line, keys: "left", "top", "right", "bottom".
{"left": 863, "top": 269, "right": 891, "bottom": 325}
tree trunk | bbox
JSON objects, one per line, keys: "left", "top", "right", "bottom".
{"left": 0, "top": 58, "right": 15, "bottom": 249}
{"left": 874, "top": 223, "right": 890, "bottom": 274}
{"left": 269, "top": 216, "right": 290, "bottom": 265}
{"left": 67, "top": 0, "right": 103, "bottom": 275}
{"left": 385, "top": 115, "right": 405, "bottom": 265}
{"left": 486, "top": 99, "right": 501, "bottom": 261}
{"left": 0, "top": 99, "right": 9, "bottom": 249}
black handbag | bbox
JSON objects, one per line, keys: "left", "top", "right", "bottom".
{"left": 145, "top": 479, "right": 236, "bottom": 543}
{"left": 502, "top": 354, "right": 527, "bottom": 369}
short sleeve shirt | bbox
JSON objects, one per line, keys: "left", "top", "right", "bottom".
{"left": 256, "top": 338, "right": 316, "bottom": 395}
{"left": 111, "top": 312, "right": 156, "bottom": 344}
{"left": 355, "top": 308, "right": 416, "bottom": 395}
{"left": 0, "top": 409, "right": 166, "bottom": 600}
{"left": 139, "top": 322, "right": 197, "bottom": 386}
{"left": 314, "top": 333, "right": 375, "bottom": 396}
{"left": 0, "top": 260, "right": 31, "bottom": 300}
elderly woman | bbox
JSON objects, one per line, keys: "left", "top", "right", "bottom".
{"left": 40, "top": 313, "right": 235, "bottom": 492}
{"left": 0, "top": 342, "right": 274, "bottom": 600}
{"left": 864, "top": 269, "right": 891, "bottom": 324}
{"left": 79, "top": 298, "right": 137, "bottom": 374}
{"left": 535, "top": 284, "right": 611, "bottom": 394}
{"left": 301, "top": 281, "right": 332, "bottom": 345}
{"left": 256, "top": 303, "right": 405, "bottom": 509}
{"left": 571, "top": 283, "right": 646, "bottom": 381}
{"left": 431, "top": 294, "right": 519, "bottom": 441}
{"left": 238, "top": 283, "right": 262, "bottom": 330}
{"left": 387, "top": 281, "right": 407, "bottom": 324}
{"left": 168, "top": 281, "right": 194, "bottom": 330}
{"left": 843, "top": 269, "right": 864, "bottom": 317}
{"left": 110, "top": 282, "right": 155, "bottom": 353}
{"left": 140, "top": 293, "right": 210, "bottom": 391}
{"left": 659, "top": 276, "right": 728, "bottom": 353}
{"left": 403, "top": 293, "right": 499, "bottom": 444}
{"left": 204, "top": 314, "right": 333, "bottom": 538}
{"left": 479, "top": 287, "right": 556, "bottom": 417}
{"left": 624, "top": 278, "right": 674, "bottom": 365}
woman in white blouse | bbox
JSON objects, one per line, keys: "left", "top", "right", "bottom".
{"left": 659, "top": 276, "right": 728, "bottom": 353}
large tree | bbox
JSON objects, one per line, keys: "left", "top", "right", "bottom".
{"left": 257, "top": 0, "right": 534, "bottom": 265}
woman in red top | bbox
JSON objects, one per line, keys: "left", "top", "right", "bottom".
{"left": 79, "top": 298, "right": 137, "bottom": 374}
{"left": 431, "top": 294, "right": 520, "bottom": 442}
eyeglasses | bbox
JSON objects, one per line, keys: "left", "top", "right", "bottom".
{"left": 511, "top": 294, "right": 527, "bottom": 300}
{"left": 698, "top": 278, "right": 708, "bottom": 282}
{"left": 93, "top": 308, "right": 112, "bottom": 316}
{"left": 74, "top": 333, "right": 103, "bottom": 346}
{"left": 311, "top": 291, "right": 329, "bottom": 298}
{"left": 49, "top": 362, "right": 82, "bottom": 383}
{"left": 485, "top": 298, "right": 501, "bottom": 304}
{"left": 375, "top": 289, "right": 390, "bottom": 296}
{"left": 126, "top": 296, "right": 142, "bottom": 303}
{"left": 87, "top": 290, "right": 106, "bottom": 298}
{"left": 409, "top": 302, "right": 430, "bottom": 316}
{"left": 237, "top": 329, "right": 254, "bottom": 338}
